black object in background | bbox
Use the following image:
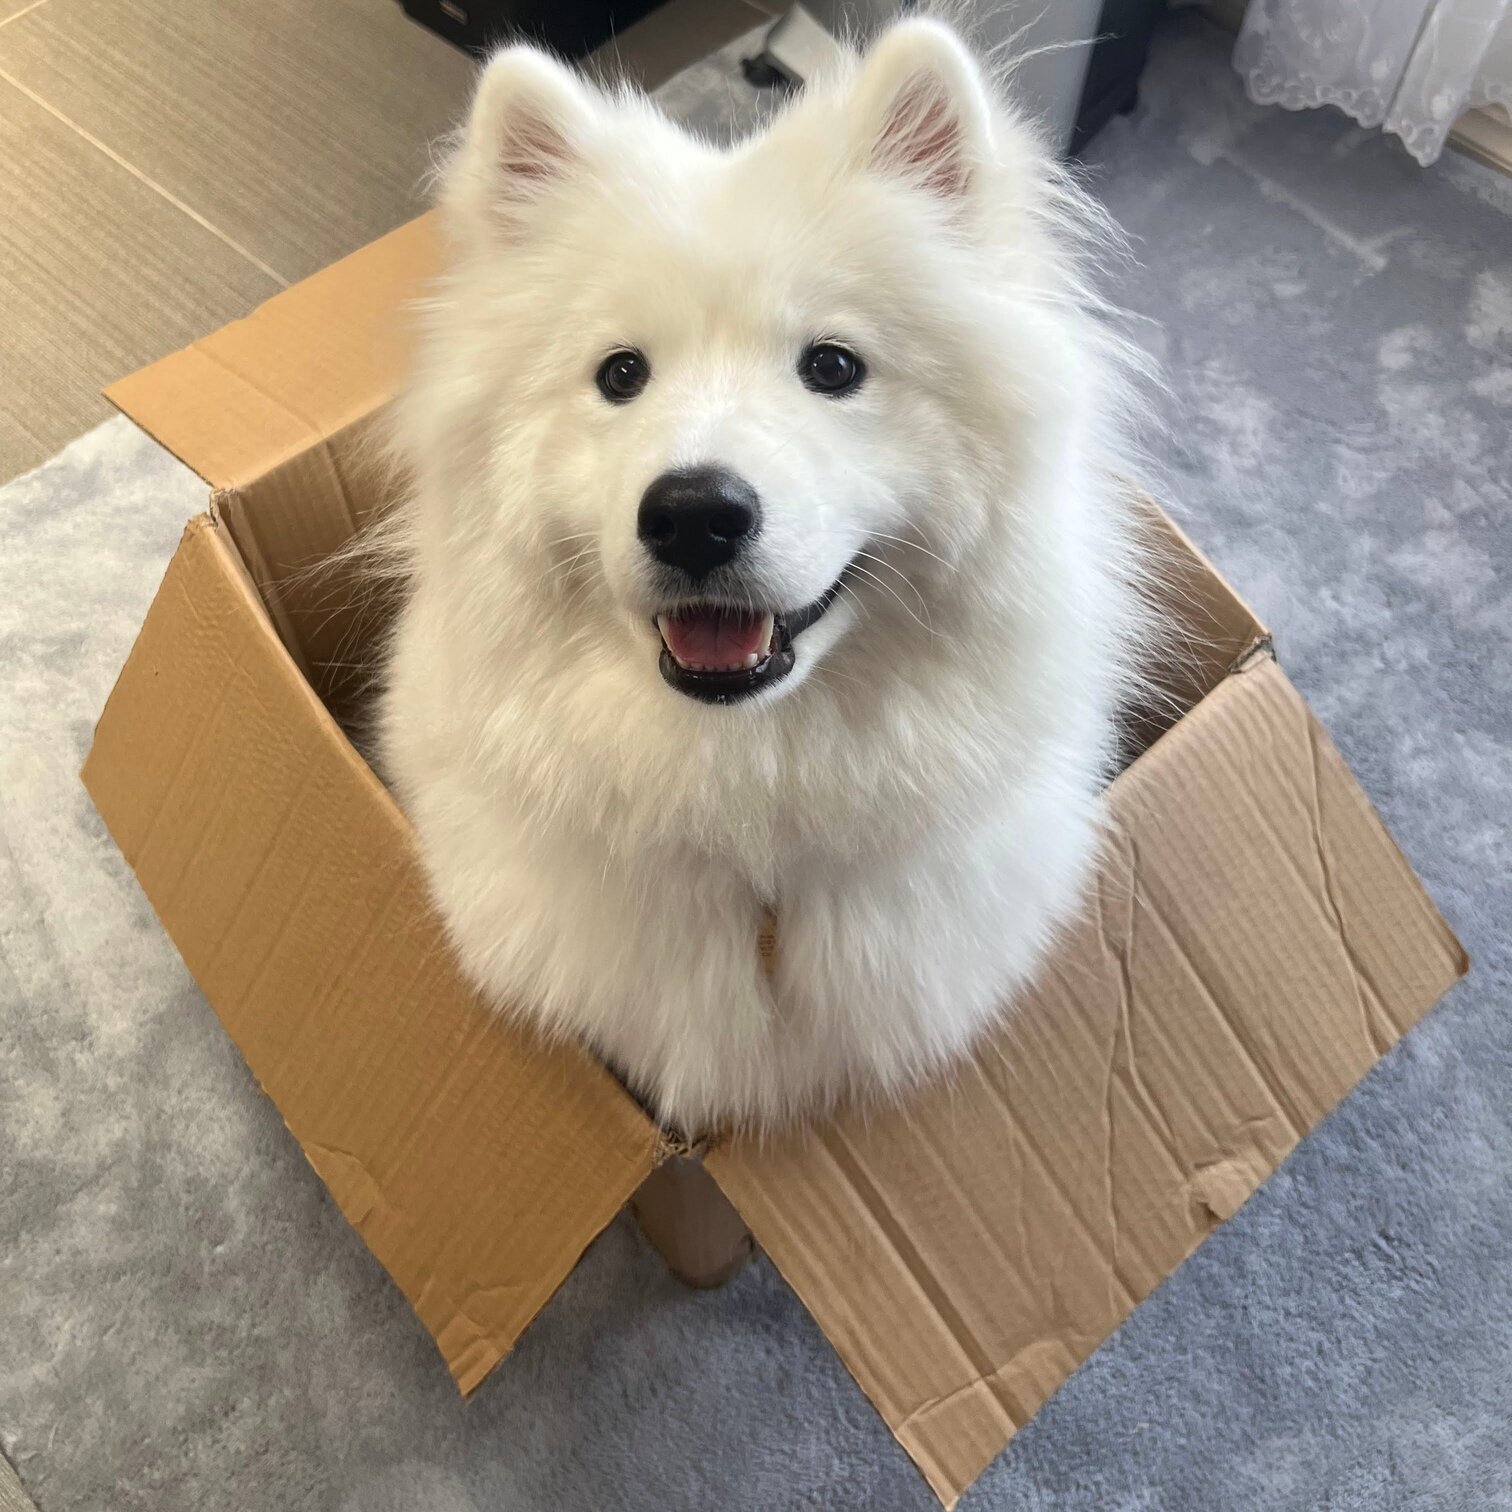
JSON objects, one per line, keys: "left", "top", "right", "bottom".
{"left": 398, "top": 0, "right": 1164, "bottom": 159}
{"left": 400, "top": 0, "right": 666, "bottom": 57}
{"left": 1071, "top": 0, "right": 1166, "bottom": 155}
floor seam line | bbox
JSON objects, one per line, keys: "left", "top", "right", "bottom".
{"left": 0, "top": 63, "right": 290, "bottom": 287}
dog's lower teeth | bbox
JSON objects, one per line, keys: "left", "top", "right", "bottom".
{"left": 669, "top": 655, "right": 765, "bottom": 674}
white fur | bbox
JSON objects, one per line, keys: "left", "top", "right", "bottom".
{"left": 378, "top": 21, "right": 1155, "bottom": 1133}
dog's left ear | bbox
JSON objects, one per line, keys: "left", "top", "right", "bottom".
{"left": 849, "top": 20, "right": 992, "bottom": 208}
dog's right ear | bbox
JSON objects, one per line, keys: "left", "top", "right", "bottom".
{"left": 846, "top": 20, "right": 992, "bottom": 213}
{"left": 445, "top": 46, "right": 596, "bottom": 243}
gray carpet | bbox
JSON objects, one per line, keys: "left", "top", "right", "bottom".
{"left": 3, "top": 15, "right": 1510, "bottom": 1510}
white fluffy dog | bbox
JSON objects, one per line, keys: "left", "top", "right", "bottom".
{"left": 378, "top": 19, "right": 1153, "bottom": 1133}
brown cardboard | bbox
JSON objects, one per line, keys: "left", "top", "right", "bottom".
{"left": 707, "top": 656, "right": 1465, "bottom": 1506}
{"left": 82, "top": 513, "right": 666, "bottom": 1395}
{"left": 630, "top": 1157, "right": 756, "bottom": 1288}
{"left": 103, "top": 216, "right": 441, "bottom": 714}
{"left": 88, "top": 216, "right": 1467, "bottom": 1507}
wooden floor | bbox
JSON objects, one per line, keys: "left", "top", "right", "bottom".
{"left": 0, "top": 0, "right": 771, "bottom": 483}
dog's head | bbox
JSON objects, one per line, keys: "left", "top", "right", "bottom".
{"left": 414, "top": 21, "right": 1095, "bottom": 711}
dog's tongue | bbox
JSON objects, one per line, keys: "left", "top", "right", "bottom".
{"left": 659, "top": 608, "right": 772, "bottom": 671}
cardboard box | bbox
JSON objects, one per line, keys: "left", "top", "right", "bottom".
{"left": 85, "top": 215, "right": 1467, "bottom": 1508}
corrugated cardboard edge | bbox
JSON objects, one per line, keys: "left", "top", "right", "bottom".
{"left": 707, "top": 656, "right": 1466, "bottom": 1508}
{"left": 82, "top": 511, "right": 670, "bottom": 1395}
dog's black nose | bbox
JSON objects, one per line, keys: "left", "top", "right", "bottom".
{"left": 638, "top": 467, "right": 760, "bottom": 580}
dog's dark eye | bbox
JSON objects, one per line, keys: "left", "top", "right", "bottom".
{"left": 597, "top": 349, "right": 650, "bottom": 403}
{"left": 799, "top": 343, "right": 865, "bottom": 397}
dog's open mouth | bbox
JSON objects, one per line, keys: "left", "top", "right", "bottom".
{"left": 654, "top": 583, "right": 842, "bottom": 704}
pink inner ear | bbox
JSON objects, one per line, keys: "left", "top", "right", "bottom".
{"left": 500, "top": 110, "right": 573, "bottom": 190}
{"left": 876, "top": 74, "right": 968, "bottom": 198}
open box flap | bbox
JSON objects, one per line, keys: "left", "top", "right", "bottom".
{"left": 707, "top": 656, "right": 1466, "bottom": 1507}
{"left": 82, "top": 514, "right": 664, "bottom": 1394}
{"left": 104, "top": 216, "right": 439, "bottom": 492}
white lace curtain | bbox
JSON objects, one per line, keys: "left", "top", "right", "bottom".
{"left": 1235, "top": 0, "right": 1512, "bottom": 163}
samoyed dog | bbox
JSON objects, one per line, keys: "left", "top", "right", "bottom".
{"left": 378, "top": 18, "right": 1154, "bottom": 1133}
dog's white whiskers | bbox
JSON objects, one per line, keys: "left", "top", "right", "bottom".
{"left": 542, "top": 529, "right": 598, "bottom": 551}
{"left": 866, "top": 529, "right": 954, "bottom": 570}
{"left": 548, "top": 545, "right": 598, "bottom": 590}
{"left": 835, "top": 580, "right": 871, "bottom": 625}
{"left": 854, "top": 549, "right": 933, "bottom": 622}
{"left": 847, "top": 561, "right": 939, "bottom": 638}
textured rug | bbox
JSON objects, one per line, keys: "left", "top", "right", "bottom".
{"left": 2, "top": 15, "right": 1510, "bottom": 1511}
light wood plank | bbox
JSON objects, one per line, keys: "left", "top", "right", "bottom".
{"left": 0, "top": 0, "right": 766, "bottom": 482}
{"left": 0, "top": 0, "right": 477, "bottom": 285}
{"left": 0, "top": 74, "right": 280, "bottom": 481}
